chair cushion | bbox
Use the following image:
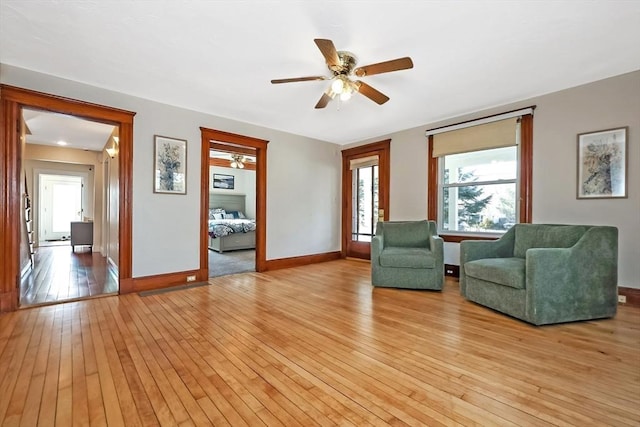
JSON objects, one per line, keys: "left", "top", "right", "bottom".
{"left": 464, "top": 257, "right": 526, "bottom": 289}
{"left": 379, "top": 247, "right": 435, "bottom": 269}
{"left": 383, "top": 221, "right": 430, "bottom": 248}
{"left": 513, "top": 224, "right": 589, "bottom": 258}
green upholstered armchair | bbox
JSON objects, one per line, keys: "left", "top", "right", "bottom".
{"left": 371, "top": 220, "right": 444, "bottom": 290}
{"left": 460, "top": 224, "right": 618, "bottom": 325}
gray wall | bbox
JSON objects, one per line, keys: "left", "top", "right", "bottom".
{"left": 349, "top": 70, "right": 640, "bottom": 288}
{"left": 1, "top": 64, "right": 342, "bottom": 277}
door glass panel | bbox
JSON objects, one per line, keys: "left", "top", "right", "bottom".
{"left": 40, "top": 174, "right": 83, "bottom": 241}
{"left": 52, "top": 181, "right": 82, "bottom": 232}
{"left": 352, "top": 164, "right": 379, "bottom": 242}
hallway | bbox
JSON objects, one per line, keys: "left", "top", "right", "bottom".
{"left": 20, "top": 245, "right": 117, "bottom": 307}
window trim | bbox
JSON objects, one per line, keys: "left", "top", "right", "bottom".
{"left": 428, "top": 113, "right": 533, "bottom": 242}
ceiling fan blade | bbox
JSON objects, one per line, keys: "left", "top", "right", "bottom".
{"left": 355, "top": 81, "right": 390, "bottom": 105}
{"left": 354, "top": 57, "right": 413, "bottom": 77}
{"left": 271, "top": 76, "right": 326, "bottom": 84}
{"left": 314, "top": 38, "right": 340, "bottom": 68}
{"left": 314, "top": 92, "right": 333, "bottom": 109}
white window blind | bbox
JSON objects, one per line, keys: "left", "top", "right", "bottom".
{"left": 349, "top": 155, "right": 378, "bottom": 170}
{"left": 432, "top": 117, "right": 518, "bottom": 157}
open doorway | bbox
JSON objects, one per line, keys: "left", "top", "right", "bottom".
{"left": 19, "top": 108, "right": 120, "bottom": 307}
{"left": 0, "top": 85, "right": 135, "bottom": 313}
{"left": 208, "top": 150, "right": 257, "bottom": 277}
{"left": 199, "top": 127, "right": 268, "bottom": 277}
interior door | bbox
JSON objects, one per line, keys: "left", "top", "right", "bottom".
{"left": 341, "top": 140, "right": 390, "bottom": 259}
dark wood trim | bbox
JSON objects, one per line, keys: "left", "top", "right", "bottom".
{"left": 119, "top": 121, "right": 134, "bottom": 282}
{"left": 1, "top": 96, "right": 20, "bottom": 312}
{"left": 426, "top": 112, "right": 534, "bottom": 241}
{"left": 209, "top": 142, "right": 257, "bottom": 156}
{"left": 341, "top": 140, "right": 391, "bottom": 158}
{"left": 341, "top": 140, "right": 391, "bottom": 260}
{"left": 200, "top": 129, "right": 211, "bottom": 282}
{"left": 427, "top": 135, "right": 437, "bottom": 221}
{"left": 255, "top": 142, "right": 267, "bottom": 272}
{"left": 0, "top": 85, "right": 136, "bottom": 125}
{"left": 441, "top": 234, "right": 499, "bottom": 243}
{"left": 206, "top": 130, "right": 269, "bottom": 149}
{"left": 200, "top": 127, "right": 268, "bottom": 277}
{"left": 0, "top": 84, "right": 135, "bottom": 313}
{"left": 128, "top": 269, "right": 204, "bottom": 293}
{"left": 618, "top": 287, "right": 640, "bottom": 308}
{"left": 0, "top": 290, "right": 17, "bottom": 312}
{"left": 209, "top": 157, "right": 256, "bottom": 171}
{"left": 519, "top": 114, "right": 533, "bottom": 223}
{"left": 264, "top": 251, "right": 341, "bottom": 271}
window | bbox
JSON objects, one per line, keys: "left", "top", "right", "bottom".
{"left": 427, "top": 109, "right": 533, "bottom": 239}
{"left": 441, "top": 146, "right": 517, "bottom": 233}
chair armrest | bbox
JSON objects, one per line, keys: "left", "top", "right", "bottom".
{"left": 459, "top": 228, "right": 515, "bottom": 295}
{"left": 371, "top": 235, "right": 384, "bottom": 265}
{"left": 525, "top": 227, "right": 618, "bottom": 324}
{"left": 429, "top": 234, "right": 444, "bottom": 268}
{"left": 460, "top": 227, "right": 515, "bottom": 264}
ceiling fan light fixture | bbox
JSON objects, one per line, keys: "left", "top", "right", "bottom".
{"left": 230, "top": 154, "right": 245, "bottom": 169}
{"left": 331, "top": 78, "right": 344, "bottom": 94}
{"left": 271, "top": 38, "right": 413, "bottom": 109}
{"left": 340, "top": 90, "right": 352, "bottom": 101}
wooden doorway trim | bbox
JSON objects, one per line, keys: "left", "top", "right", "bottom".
{"left": 200, "top": 128, "right": 268, "bottom": 274}
{"left": 0, "top": 84, "right": 135, "bottom": 312}
{"left": 341, "top": 139, "right": 391, "bottom": 260}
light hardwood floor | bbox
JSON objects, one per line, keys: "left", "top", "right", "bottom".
{"left": 1, "top": 259, "right": 638, "bottom": 426}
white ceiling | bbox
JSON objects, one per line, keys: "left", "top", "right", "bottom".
{"left": 23, "top": 108, "right": 116, "bottom": 151}
{"left": 2, "top": 1, "right": 639, "bottom": 146}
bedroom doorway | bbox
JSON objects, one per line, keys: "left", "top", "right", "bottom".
{"left": 208, "top": 151, "right": 257, "bottom": 277}
{"left": 199, "top": 127, "right": 268, "bottom": 278}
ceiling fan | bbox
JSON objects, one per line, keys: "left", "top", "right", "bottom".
{"left": 271, "top": 38, "right": 413, "bottom": 109}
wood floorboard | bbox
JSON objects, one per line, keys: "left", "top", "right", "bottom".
{"left": 1, "top": 259, "right": 639, "bottom": 426}
{"left": 20, "top": 246, "right": 118, "bottom": 308}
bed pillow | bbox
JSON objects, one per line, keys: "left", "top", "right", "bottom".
{"left": 223, "top": 213, "right": 235, "bottom": 220}
{"left": 213, "top": 213, "right": 224, "bottom": 220}
{"left": 209, "top": 208, "right": 225, "bottom": 219}
{"left": 227, "top": 210, "right": 246, "bottom": 219}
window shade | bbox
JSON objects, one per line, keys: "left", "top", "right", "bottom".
{"left": 349, "top": 155, "right": 378, "bottom": 170}
{"left": 432, "top": 117, "right": 518, "bottom": 157}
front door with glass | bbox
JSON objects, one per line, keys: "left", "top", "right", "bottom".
{"left": 342, "top": 140, "right": 390, "bottom": 259}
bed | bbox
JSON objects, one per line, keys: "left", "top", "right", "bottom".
{"left": 208, "top": 194, "right": 256, "bottom": 253}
